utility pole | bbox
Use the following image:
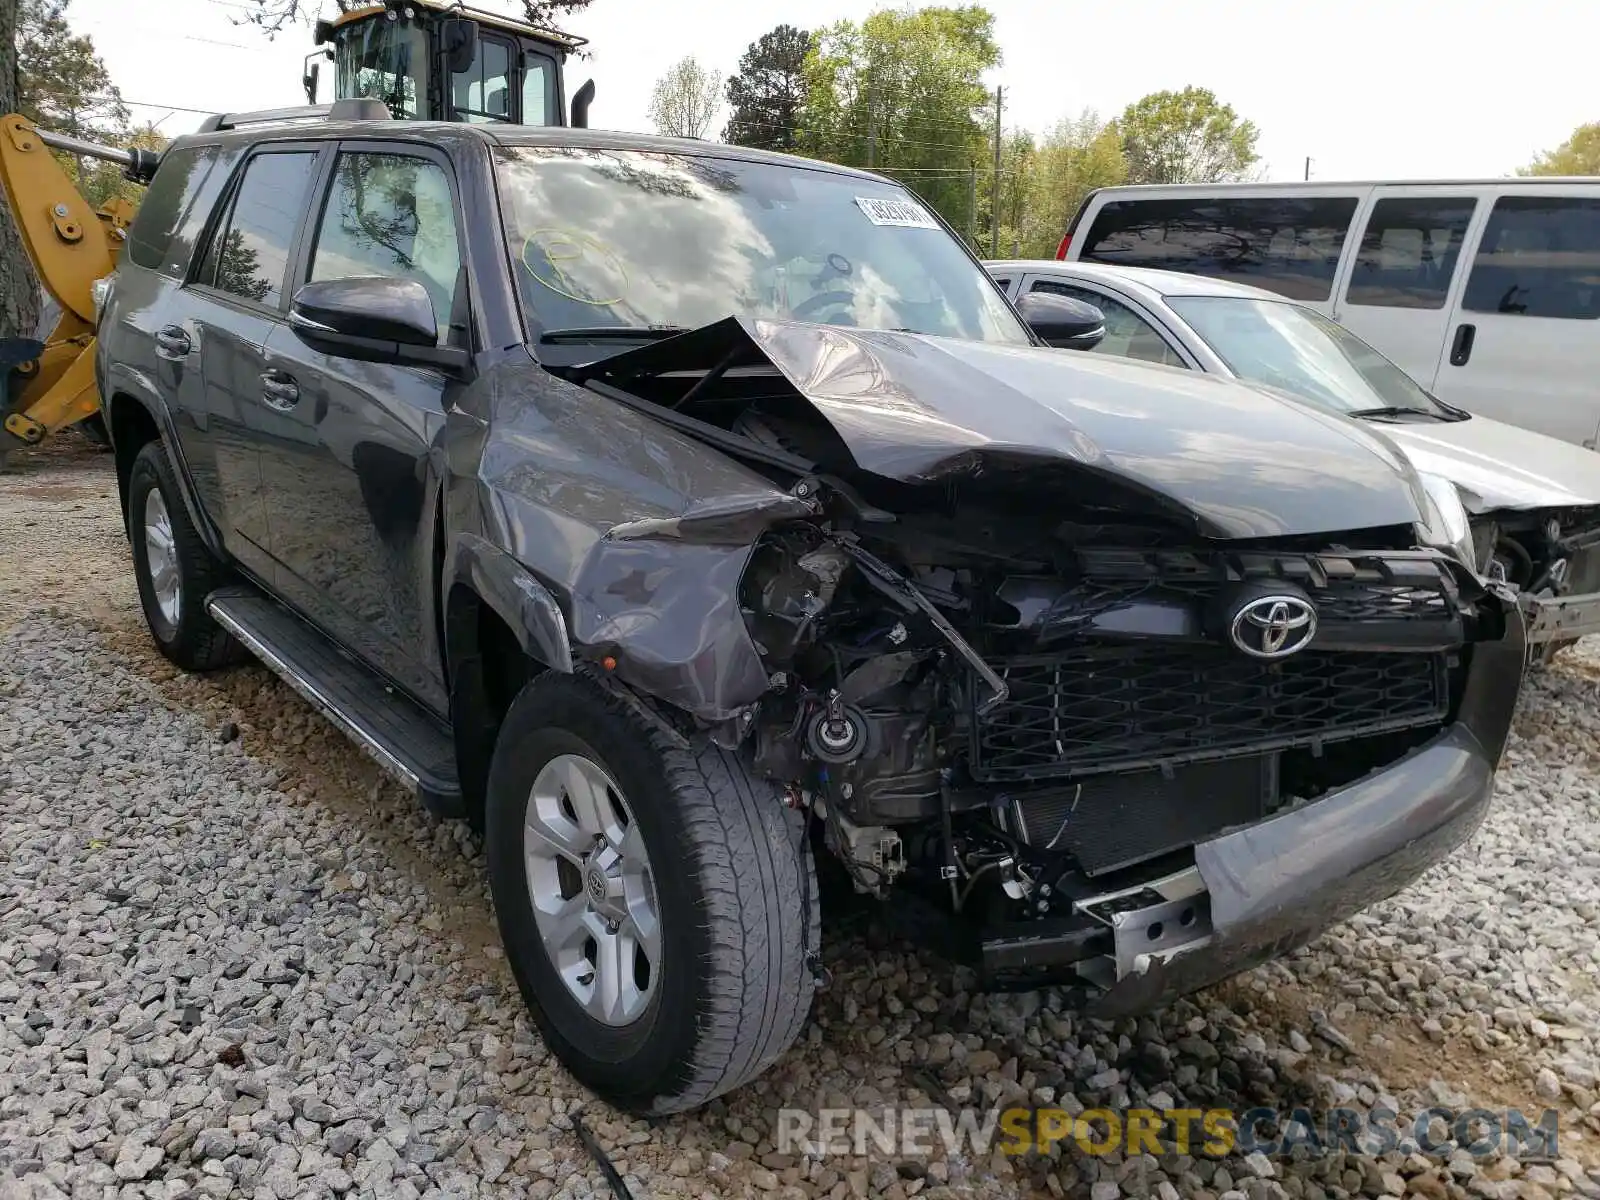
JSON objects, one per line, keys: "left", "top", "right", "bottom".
{"left": 1304, "top": 156, "right": 1313, "bottom": 182}
{"left": 990, "top": 85, "right": 1003, "bottom": 256}
{"left": 968, "top": 161, "right": 977, "bottom": 246}
{"left": 866, "top": 81, "right": 879, "bottom": 169}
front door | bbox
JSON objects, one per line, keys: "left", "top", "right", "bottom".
{"left": 1430, "top": 188, "right": 1600, "bottom": 447}
{"left": 1332, "top": 187, "right": 1482, "bottom": 391}
{"left": 257, "top": 145, "right": 467, "bottom": 711}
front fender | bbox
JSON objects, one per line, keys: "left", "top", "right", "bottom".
{"left": 444, "top": 531, "right": 574, "bottom": 674}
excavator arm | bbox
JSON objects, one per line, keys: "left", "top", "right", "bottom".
{"left": 0, "top": 114, "right": 155, "bottom": 458}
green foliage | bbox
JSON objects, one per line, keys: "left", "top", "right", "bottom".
{"left": 17, "top": 0, "right": 125, "bottom": 140}
{"left": 648, "top": 56, "right": 723, "bottom": 139}
{"left": 1007, "top": 111, "right": 1126, "bottom": 258}
{"left": 1520, "top": 122, "right": 1600, "bottom": 176}
{"left": 1117, "top": 86, "right": 1259, "bottom": 184}
{"left": 800, "top": 5, "right": 999, "bottom": 232}
{"left": 723, "top": 25, "right": 812, "bottom": 152}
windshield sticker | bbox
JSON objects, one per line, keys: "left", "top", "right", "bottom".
{"left": 854, "top": 196, "right": 939, "bottom": 229}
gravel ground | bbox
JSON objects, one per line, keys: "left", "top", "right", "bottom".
{"left": 3, "top": 447, "right": 1600, "bottom": 1200}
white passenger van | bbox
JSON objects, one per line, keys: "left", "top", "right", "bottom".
{"left": 1058, "top": 180, "right": 1600, "bottom": 448}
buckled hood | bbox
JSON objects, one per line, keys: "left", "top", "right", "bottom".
{"left": 594, "top": 318, "right": 1429, "bottom": 541}
{"left": 1375, "top": 412, "right": 1600, "bottom": 512}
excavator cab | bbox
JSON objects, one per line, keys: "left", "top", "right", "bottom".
{"left": 307, "top": 0, "right": 594, "bottom": 127}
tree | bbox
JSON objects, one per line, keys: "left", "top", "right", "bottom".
{"left": 1, "top": 0, "right": 39, "bottom": 340}
{"left": 723, "top": 25, "right": 810, "bottom": 151}
{"left": 648, "top": 56, "right": 722, "bottom": 139}
{"left": 800, "top": 6, "right": 999, "bottom": 232}
{"left": 1116, "top": 86, "right": 1259, "bottom": 184}
{"left": 1520, "top": 122, "right": 1600, "bottom": 176}
{"left": 17, "top": 0, "right": 125, "bottom": 140}
{"left": 1015, "top": 110, "right": 1126, "bottom": 257}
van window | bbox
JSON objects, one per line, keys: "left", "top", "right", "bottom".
{"left": 1078, "top": 196, "right": 1358, "bottom": 302}
{"left": 1462, "top": 196, "right": 1600, "bottom": 320}
{"left": 1345, "top": 197, "right": 1475, "bottom": 310}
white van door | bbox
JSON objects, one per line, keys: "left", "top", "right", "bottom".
{"left": 1432, "top": 188, "right": 1600, "bottom": 448}
{"left": 1332, "top": 186, "right": 1485, "bottom": 391}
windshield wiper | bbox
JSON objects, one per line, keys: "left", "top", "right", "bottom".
{"left": 1345, "top": 404, "right": 1455, "bottom": 421}
{"left": 539, "top": 325, "right": 692, "bottom": 344}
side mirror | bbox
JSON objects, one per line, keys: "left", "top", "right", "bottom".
{"left": 289, "top": 277, "right": 468, "bottom": 373}
{"left": 571, "top": 79, "right": 595, "bottom": 128}
{"left": 1016, "top": 290, "right": 1107, "bottom": 351}
{"left": 302, "top": 55, "right": 320, "bottom": 105}
{"left": 441, "top": 19, "right": 479, "bottom": 74}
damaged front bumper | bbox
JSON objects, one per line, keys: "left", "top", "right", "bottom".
{"left": 985, "top": 598, "right": 1526, "bottom": 1014}
{"left": 1523, "top": 586, "right": 1600, "bottom": 645}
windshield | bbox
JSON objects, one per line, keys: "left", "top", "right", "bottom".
{"left": 1166, "top": 295, "right": 1450, "bottom": 416}
{"left": 335, "top": 21, "right": 428, "bottom": 118}
{"left": 494, "top": 146, "right": 1030, "bottom": 344}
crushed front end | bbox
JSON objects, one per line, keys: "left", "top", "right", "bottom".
{"left": 734, "top": 506, "right": 1524, "bottom": 1010}
{"left": 568, "top": 317, "right": 1528, "bottom": 1012}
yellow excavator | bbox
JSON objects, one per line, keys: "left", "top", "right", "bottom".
{"left": 0, "top": 0, "right": 591, "bottom": 465}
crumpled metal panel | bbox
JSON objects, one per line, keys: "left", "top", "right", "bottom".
{"left": 596, "top": 316, "right": 1430, "bottom": 540}
{"left": 460, "top": 359, "right": 796, "bottom": 721}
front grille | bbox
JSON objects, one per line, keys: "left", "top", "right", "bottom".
{"left": 968, "top": 645, "right": 1449, "bottom": 782}
{"left": 1011, "top": 756, "right": 1270, "bottom": 875}
{"left": 1068, "top": 547, "right": 1457, "bottom": 629}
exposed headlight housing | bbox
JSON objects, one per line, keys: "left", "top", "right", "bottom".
{"left": 1416, "top": 471, "right": 1478, "bottom": 572}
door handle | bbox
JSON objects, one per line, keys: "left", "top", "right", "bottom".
{"left": 155, "top": 326, "right": 191, "bottom": 358}
{"left": 260, "top": 371, "right": 300, "bottom": 412}
{"left": 1448, "top": 323, "right": 1476, "bottom": 367}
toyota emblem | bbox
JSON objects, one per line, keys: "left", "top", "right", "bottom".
{"left": 1229, "top": 594, "right": 1317, "bottom": 659}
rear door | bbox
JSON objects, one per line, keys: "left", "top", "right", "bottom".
{"left": 1433, "top": 187, "right": 1600, "bottom": 447}
{"left": 1332, "top": 187, "right": 1484, "bottom": 391}
{"left": 256, "top": 142, "right": 469, "bottom": 711}
{"left": 181, "top": 145, "right": 324, "bottom": 580}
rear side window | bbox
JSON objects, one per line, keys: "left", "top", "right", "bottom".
{"left": 1079, "top": 196, "right": 1359, "bottom": 302}
{"left": 1462, "top": 196, "right": 1600, "bottom": 320}
{"left": 1345, "top": 197, "right": 1476, "bottom": 310}
{"left": 194, "top": 151, "right": 318, "bottom": 308}
{"left": 126, "top": 147, "right": 219, "bottom": 270}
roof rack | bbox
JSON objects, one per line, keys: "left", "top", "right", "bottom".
{"left": 196, "top": 98, "right": 389, "bottom": 134}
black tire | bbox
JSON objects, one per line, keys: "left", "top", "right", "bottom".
{"left": 485, "top": 672, "right": 818, "bottom": 1114}
{"left": 127, "top": 440, "right": 242, "bottom": 671}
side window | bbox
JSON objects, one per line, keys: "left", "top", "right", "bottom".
{"left": 1079, "top": 197, "right": 1359, "bottom": 302}
{"left": 1345, "top": 197, "right": 1476, "bottom": 310}
{"left": 1462, "top": 196, "right": 1600, "bottom": 320}
{"left": 990, "top": 276, "right": 1011, "bottom": 292}
{"left": 453, "top": 37, "right": 512, "bottom": 123}
{"left": 160, "top": 147, "right": 241, "bottom": 280}
{"left": 521, "top": 53, "right": 553, "bottom": 125}
{"left": 126, "top": 147, "right": 218, "bottom": 270}
{"left": 1028, "top": 278, "right": 1187, "bottom": 368}
{"left": 194, "top": 151, "right": 318, "bottom": 308}
{"left": 309, "top": 152, "right": 462, "bottom": 340}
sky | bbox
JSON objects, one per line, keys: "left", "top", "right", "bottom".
{"left": 66, "top": 0, "right": 1596, "bottom": 181}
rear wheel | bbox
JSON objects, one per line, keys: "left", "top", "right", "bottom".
{"left": 485, "top": 673, "right": 818, "bottom": 1114}
{"left": 128, "top": 440, "right": 242, "bottom": 670}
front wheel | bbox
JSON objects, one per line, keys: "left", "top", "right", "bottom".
{"left": 485, "top": 673, "right": 818, "bottom": 1114}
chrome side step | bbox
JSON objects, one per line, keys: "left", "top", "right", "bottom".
{"left": 207, "top": 586, "right": 464, "bottom": 819}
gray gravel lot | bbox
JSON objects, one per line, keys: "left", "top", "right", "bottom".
{"left": 3, "top": 446, "right": 1600, "bottom": 1200}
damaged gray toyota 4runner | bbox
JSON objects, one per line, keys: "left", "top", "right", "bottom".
{"left": 98, "top": 117, "right": 1527, "bottom": 1116}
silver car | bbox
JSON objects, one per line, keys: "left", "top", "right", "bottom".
{"left": 988, "top": 260, "right": 1600, "bottom": 649}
